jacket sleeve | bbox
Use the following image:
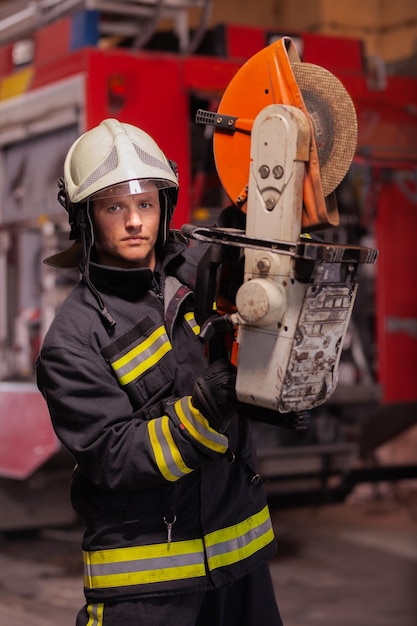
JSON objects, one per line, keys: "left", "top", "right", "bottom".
{"left": 36, "top": 340, "right": 230, "bottom": 492}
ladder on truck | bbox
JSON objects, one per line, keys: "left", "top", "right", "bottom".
{"left": 0, "top": 0, "right": 212, "bottom": 53}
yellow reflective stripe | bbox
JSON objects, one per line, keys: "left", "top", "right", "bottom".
{"left": 86, "top": 603, "right": 104, "bottom": 626}
{"left": 205, "top": 505, "right": 274, "bottom": 570}
{"left": 83, "top": 539, "right": 206, "bottom": 589}
{"left": 184, "top": 311, "right": 200, "bottom": 335}
{"left": 175, "top": 397, "right": 228, "bottom": 454}
{"left": 111, "top": 326, "right": 172, "bottom": 385}
{"left": 83, "top": 506, "right": 274, "bottom": 591}
{"left": 147, "top": 415, "right": 193, "bottom": 482}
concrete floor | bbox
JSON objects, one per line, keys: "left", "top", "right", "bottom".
{"left": 270, "top": 487, "right": 417, "bottom": 626}
{"left": 0, "top": 486, "right": 416, "bottom": 626}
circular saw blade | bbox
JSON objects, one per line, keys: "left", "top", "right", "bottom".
{"left": 292, "top": 62, "right": 358, "bottom": 196}
{"left": 213, "top": 45, "right": 358, "bottom": 208}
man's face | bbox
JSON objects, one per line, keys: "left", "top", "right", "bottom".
{"left": 92, "top": 188, "right": 161, "bottom": 269}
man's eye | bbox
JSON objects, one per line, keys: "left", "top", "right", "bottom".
{"left": 108, "top": 204, "right": 121, "bottom": 212}
{"left": 139, "top": 202, "right": 151, "bottom": 209}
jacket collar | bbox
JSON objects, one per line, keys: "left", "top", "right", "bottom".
{"left": 87, "top": 233, "right": 188, "bottom": 301}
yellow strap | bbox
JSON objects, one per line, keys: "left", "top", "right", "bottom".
{"left": 175, "top": 397, "right": 228, "bottom": 454}
{"left": 148, "top": 415, "right": 193, "bottom": 482}
{"left": 184, "top": 311, "right": 200, "bottom": 335}
{"left": 111, "top": 326, "right": 172, "bottom": 385}
{"left": 205, "top": 505, "right": 274, "bottom": 570}
{"left": 86, "top": 603, "right": 104, "bottom": 626}
{"left": 83, "top": 506, "right": 275, "bottom": 590}
{"left": 83, "top": 538, "right": 206, "bottom": 589}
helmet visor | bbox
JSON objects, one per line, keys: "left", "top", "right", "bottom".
{"left": 90, "top": 179, "right": 177, "bottom": 202}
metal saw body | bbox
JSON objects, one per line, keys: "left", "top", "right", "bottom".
{"left": 182, "top": 37, "right": 378, "bottom": 417}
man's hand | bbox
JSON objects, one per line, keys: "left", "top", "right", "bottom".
{"left": 192, "top": 359, "right": 237, "bottom": 433}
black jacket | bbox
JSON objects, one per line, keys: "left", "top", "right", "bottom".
{"left": 36, "top": 234, "right": 276, "bottom": 603}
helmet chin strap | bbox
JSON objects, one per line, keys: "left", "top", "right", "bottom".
{"left": 78, "top": 205, "right": 116, "bottom": 332}
{"left": 158, "top": 190, "right": 173, "bottom": 246}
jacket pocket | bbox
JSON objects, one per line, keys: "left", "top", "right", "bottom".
{"left": 134, "top": 357, "right": 175, "bottom": 406}
{"left": 101, "top": 317, "right": 176, "bottom": 405}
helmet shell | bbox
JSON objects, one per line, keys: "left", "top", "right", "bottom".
{"left": 65, "top": 118, "right": 178, "bottom": 203}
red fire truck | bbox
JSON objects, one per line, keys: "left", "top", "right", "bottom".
{"left": 0, "top": 2, "right": 416, "bottom": 527}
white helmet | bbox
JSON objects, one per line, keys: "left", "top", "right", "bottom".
{"left": 47, "top": 119, "right": 179, "bottom": 269}
{"left": 65, "top": 118, "right": 178, "bottom": 204}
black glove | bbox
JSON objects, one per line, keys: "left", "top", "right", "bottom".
{"left": 280, "top": 410, "right": 310, "bottom": 430}
{"left": 241, "top": 403, "right": 310, "bottom": 430}
{"left": 192, "top": 359, "right": 237, "bottom": 433}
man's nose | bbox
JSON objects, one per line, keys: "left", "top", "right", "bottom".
{"left": 125, "top": 207, "right": 143, "bottom": 228}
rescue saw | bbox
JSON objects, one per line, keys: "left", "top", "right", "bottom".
{"left": 181, "top": 37, "right": 378, "bottom": 418}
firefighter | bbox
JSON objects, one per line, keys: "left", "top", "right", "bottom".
{"left": 36, "top": 118, "right": 283, "bottom": 626}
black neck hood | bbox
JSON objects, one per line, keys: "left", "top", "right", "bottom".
{"left": 85, "top": 232, "right": 188, "bottom": 302}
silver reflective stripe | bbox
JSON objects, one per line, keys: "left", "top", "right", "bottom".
{"left": 86, "top": 551, "right": 204, "bottom": 577}
{"left": 77, "top": 146, "right": 118, "bottom": 197}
